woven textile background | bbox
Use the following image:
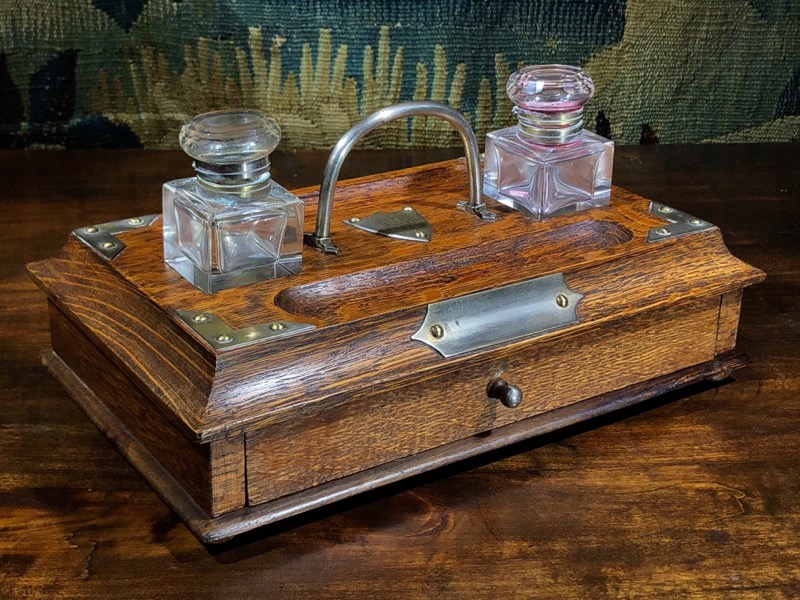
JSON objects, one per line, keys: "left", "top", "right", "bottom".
{"left": 1, "top": 0, "right": 799, "bottom": 149}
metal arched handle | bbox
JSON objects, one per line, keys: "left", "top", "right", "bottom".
{"left": 304, "top": 101, "right": 497, "bottom": 255}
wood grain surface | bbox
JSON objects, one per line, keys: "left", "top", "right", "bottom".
{"left": 1, "top": 145, "right": 799, "bottom": 598}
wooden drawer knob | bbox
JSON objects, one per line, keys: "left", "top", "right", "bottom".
{"left": 487, "top": 378, "right": 523, "bottom": 409}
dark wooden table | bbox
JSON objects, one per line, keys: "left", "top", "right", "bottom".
{"left": 1, "top": 144, "right": 798, "bottom": 599}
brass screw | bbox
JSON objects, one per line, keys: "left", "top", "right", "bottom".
{"left": 84, "top": 226, "right": 99, "bottom": 234}
{"left": 689, "top": 218, "right": 703, "bottom": 226}
{"left": 414, "top": 230, "right": 425, "bottom": 239}
{"left": 128, "top": 217, "right": 143, "bottom": 225}
{"left": 402, "top": 205, "right": 414, "bottom": 211}
{"left": 555, "top": 293, "right": 569, "bottom": 308}
{"left": 215, "top": 334, "right": 233, "bottom": 343}
{"left": 659, "top": 206, "right": 675, "bottom": 214}
{"left": 192, "top": 314, "right": 209, "bottom": 323}
{"left": 269, "top": 322, "right": 286, "bottom": 331}
{"left": 655, "top": 227, "right": 670, "bottom": 236}
{"left": 100, "top": 241, "right": 116, "bottom": 249}
{"left": 430, "top": 324, "right": 445, "bottom": 339}
{"left": 349, "top": 217, "right": 361, "bottom": 223}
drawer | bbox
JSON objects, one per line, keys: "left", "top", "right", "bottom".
{"left": 245, "top": 296, "right": 720, "bottom": 505}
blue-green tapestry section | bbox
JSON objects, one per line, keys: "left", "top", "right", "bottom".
{"left": 0, "top": 0, "right": 798, "bottom": 149}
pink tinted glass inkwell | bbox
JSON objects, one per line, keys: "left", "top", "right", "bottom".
{"left": 483, "top": 64, "right": 614, "bottom": 219}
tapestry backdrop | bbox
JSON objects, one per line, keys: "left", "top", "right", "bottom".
{"left": 1, "top": 0, "right": 799, "bottom": 149}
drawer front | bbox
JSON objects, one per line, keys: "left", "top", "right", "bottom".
{"left": 246, "top": 297, "right": 720, "bottom": 505}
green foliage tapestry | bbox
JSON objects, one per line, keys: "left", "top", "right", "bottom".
{"left": 1, "top": 0, "right": 799, "bottom": 149}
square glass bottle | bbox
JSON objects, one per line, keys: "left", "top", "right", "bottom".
{"left": 483, "top": 64, "right": 614, "bottom": 219}
{"left": 162, "top": 110, "right": 303, "bottom": 293}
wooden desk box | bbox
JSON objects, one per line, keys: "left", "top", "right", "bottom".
{"left": 28, "top": 160, "right": 764, "bottom": 543}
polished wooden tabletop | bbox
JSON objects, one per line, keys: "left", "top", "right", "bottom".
{"left": 1, "top": 144, "right": 798, "bottom": 599}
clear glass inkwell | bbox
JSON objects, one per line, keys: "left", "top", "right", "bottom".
{"left": 483, "top": 64, "right": 614, "bottom": 219}
{"left": 162, "top": 109, "right": 304, "bottom": 293}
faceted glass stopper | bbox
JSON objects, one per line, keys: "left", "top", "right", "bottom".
{"left": 506, "top": 65, "right": 595, "bottom": 112}
{"left": 179, "top": 109, "right": 281, "bottom": 165}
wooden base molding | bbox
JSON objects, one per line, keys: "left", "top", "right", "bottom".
{"left": 43, "top": 348, "right": 745, "bottom": 544}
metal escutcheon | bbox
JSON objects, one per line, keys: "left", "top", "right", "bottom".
{"left": 412, "top": 272, "right": 583, "bottom": 358}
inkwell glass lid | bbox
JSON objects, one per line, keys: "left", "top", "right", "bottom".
{"left": 179, "top": 109, "right": 281, "bottom": 165}
{"left": 180, "top": 109, "right": 280, "bottom": 187}
{"left": 506, "top": 64, "right": 595, "bottom": 112}
{"left": 507, "top": 65, "right": 594, "bottom": 145}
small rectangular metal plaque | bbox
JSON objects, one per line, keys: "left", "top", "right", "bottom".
{"left": 411, "top": 273, "right": 583, "bottom": 358}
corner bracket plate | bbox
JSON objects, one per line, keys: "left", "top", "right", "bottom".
{"left": 412, "top": 273, "right": 583, "bottom": 358}
{"left": 648, "top": 202, "right": 716, "bottom": 242}
{"left": 73, "top": 215, "right": 159, "bottom": 260}
{"left": 344, "top": 206, "right": 432, "bottom": 243}
{"left": 175, "top": 310, "right": 316, "bottom": 351}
